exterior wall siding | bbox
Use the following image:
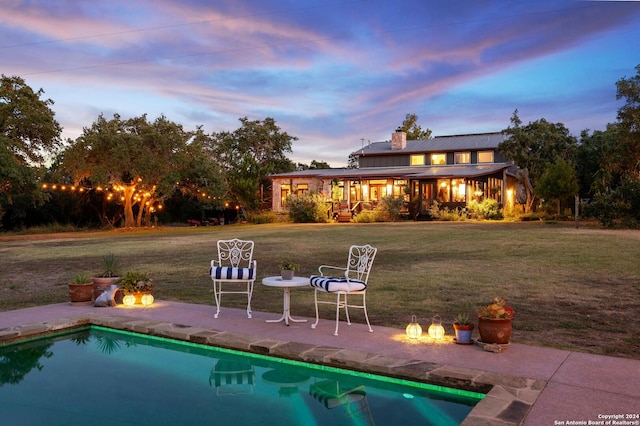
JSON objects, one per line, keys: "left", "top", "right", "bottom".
{"left": 359, "top": 155, "right": 409, "bottom": 168}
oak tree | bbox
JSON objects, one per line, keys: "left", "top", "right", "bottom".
{"left": 209, "top": 117, "right": 297, "bottom": 212}
{"left": 499, "top": 110, "right": 577, "bottom": 212}
{"left": 61, "top": 114, "right": 225, "bottom": 228}
{"left": 0, "top": 75, "right": 61, "bottom": 225}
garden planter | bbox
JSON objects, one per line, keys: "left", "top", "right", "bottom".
{"left": 92, "top": 276, "right": 120, "bottom": 301}
{"left": 453, "top": 323, "right": 474, "bottom": 344}
{"left": 478, "top": 317, "right": 512, "bottom": 344}
{"left": 281, "top": 270, "right": 295, "bottom": 280}
{"left": 68, "top": 283, "right": 94, "bottom": 304}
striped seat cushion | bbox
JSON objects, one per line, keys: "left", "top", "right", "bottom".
{"left": 309, "top": 381, "right": 366, "bottom": 409}
{"left": 211, "top": 267, "right": 255, "bottom": 280}
{"left": 309, "top": 275, "right": 366, "bottom": 292}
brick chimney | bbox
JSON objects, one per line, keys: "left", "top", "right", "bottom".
{"left": 391, "top": 129, "right": 406, "bottom": 150}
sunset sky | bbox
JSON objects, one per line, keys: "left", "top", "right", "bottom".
{"left": 2, "top": 0, "right": 639, "bottom": 166}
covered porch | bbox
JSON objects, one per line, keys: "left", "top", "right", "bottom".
{"left": 269, "top": 164, "right": 517, "bottom": 220}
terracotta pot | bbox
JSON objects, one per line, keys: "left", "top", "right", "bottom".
{"left": 478, "top": 317, "right": 512, "bottom": 344}
{"left": 92, "top": 276, "right": 120, "bottom": 301}
{"left": 68, "top": 283, "right": 94, "bottom": 303}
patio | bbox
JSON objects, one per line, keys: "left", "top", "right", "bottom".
{"left": 1, "top": 301, "right": 638, "bottom": 425}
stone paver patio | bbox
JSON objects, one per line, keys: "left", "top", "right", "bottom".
{"left": 1, "top": 301, "right": 638, "bottom": 425}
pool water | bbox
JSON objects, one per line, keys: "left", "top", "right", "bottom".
{"left": 0, "top": 327, "right": 482, "bottom": 425}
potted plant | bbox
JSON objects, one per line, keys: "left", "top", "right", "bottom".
{"left": 279, "top": 260, "right": 299, "bottom": 280}
{"left": 92, "top": 252, "right": 121, "bottom": 299}
{"left": 120, "top": 271, "right": 154, "bottom": 304}
{"left": 68, "top": 273, "right": 94, "bottom": 304}
{"left": 452, "top": 312, "right": 474, "bottom": 344}
{"left": 477, "top": 296, "right": 515, "bottom": 345}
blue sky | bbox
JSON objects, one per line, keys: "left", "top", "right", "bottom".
{"left": 2, "top": 0, "right": 639, "bottom": 166}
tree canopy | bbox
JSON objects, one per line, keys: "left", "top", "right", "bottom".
{"left": 499, "top": 110, "right": 577, "bottom": 212}
{"left": 536, "top": 158, "right": 579, "bottom": 215}
{"left": 0, "top": 75, "right": 61, "bottom": 223}
{"left": 615, "top": 64, "right": 640, "bottom": 177}
{"left": 60, "top": 114, "right": 225, "bottom": 228}
{"left": 296, "top": 160, "right": 332, "bottom": 170}
{"left": 209, "top": 117, "right": 297, "bottom": 212}
{"left": 399, "top": 113, "right": 432, "bottom": 140}
{"left": 580, "top": 65, "right": 640, "bottom": 226}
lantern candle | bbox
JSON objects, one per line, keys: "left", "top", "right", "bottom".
{"left": 122, "top": 294, "right": 136, "bottom": 306}
{"left": 406, "top": 315, "right": 422, "bottom": 339}
{"left": 141, "top": 294, "right": 154, "bottom": 306}
{"left": 428, "top": 315, "right": 445, "bottom": 339}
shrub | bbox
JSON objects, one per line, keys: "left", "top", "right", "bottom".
{"left": 428, "top": 201, "right": 442, "bottom": 219}
{"left": 286, "top": 192, "right": 328, "bottom": 223}
{"left": 518, "top": 212, "right": 543, "bottom": 222}
{"left": 438, "top": 207, "right": 467, "bottom": 221}
{"left": 351, "top": 210, "right": 384, "bottom": 223}
{"left": 378, "top": 195, "right": 405, "bottom": 221}
{"left": 248, "top": 211, "right": 276, "bottom": 224}
{"left": 584, "top": 178, "right": 640, "bottom": 228}
{"left": 467, "top": 199, "right": 503, "bottom": 220}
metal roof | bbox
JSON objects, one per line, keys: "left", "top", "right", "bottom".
{"left": 353, "top": 132, "right": 507, "bottom": 156}
{"left": 268, "top": 163, "right": 513, "bottom": 180}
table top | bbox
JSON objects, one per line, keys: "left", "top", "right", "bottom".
{"left": 262, "top": 276, "right": 310, "bottom": 288}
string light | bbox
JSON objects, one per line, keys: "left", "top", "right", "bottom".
{"left": 41, "top": 181, "right": 216, "bottom": 214}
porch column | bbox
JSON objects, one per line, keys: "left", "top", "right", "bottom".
{"left": 342, "top": 179, "right": 349, "bottom": 202}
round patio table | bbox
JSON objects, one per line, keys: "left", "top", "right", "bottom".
{"left": 261, "top": 276, "right": 310, "bottom": 326}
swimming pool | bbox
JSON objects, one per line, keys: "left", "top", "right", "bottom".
{"left": 0, "top": 326, "right": 482, "bottom": 425}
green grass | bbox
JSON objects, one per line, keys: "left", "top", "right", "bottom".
{"left": 1, "top": 221, "right": 639, "bottom": 359}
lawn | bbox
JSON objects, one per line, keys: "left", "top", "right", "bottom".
{"left": 1, "top": 221, "right": 638, "bottom": 359}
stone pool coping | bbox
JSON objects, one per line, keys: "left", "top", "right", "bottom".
{"left": 0, "top": 312, "right": 543, "bottom": 425}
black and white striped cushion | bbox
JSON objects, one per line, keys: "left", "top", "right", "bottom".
{"left": 211, "top": 267, "right": 255, "bottom": 280}
{"left": 309, "top": 275, "right": 366, "bottom": 292}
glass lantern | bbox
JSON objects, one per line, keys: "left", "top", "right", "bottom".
{"left": 406, "top": 315, "right": 422, "bottom": 339}
{"left": 428, "top": 315, "right": 445, "bottom": 339}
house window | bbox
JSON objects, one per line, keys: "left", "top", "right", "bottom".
{"left": 393, "top": 180, "right": 408, "bottom": 198}
{"left": 410, "top": 154, "right": 425, "bottom": 166}
{"left": 368, "top": 179, "right": 388, "bottom": 200}
{"left": 280, "top": 184, "right": 291, "bottom": 207}
{"left": 436, "top": 179, "right": 466, "bottom": 202}
{"left": 455, "top": 152, "right": 471, "bottom": 164}
{"left": 451, "top": 179, "right": 466, "bottom": 202}
{"left": 437, "top": 179, "right": 450, "bottom": 202}
{"left": 296, "top": 183, "right": 308, "bottom": 197}
{"left": 431, "top": 153, "right": 446, "bottom": 165}
{"left": 478, "top": 151, "right": 494, "bottom": 163}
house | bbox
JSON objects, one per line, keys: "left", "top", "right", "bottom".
{"left": 268, "top": 131, "right": 518, "bottom": 220}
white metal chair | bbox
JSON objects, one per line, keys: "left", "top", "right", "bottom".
{"left": 210, "top": 238, "right": 256, "bottom": 318}
{"left": 310, "top": 244, "right": 377, "bottom": 336}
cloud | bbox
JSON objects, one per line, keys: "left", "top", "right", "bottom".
{"left": 2, "top": 0, "right": 639, "bottom": 165}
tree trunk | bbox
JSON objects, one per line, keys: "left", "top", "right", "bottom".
{"left": 123, "top": 185, "right": 136, "bottom": 228}
{"left": 519, "top": 168, "right": 537, "bottom": 213}
{"left": 136, "top": 194, "right": 150, "bottom": 227}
